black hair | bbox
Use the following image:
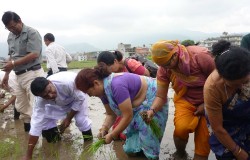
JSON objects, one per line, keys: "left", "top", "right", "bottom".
{"left": 44, "top": 33, "right": 55, "bottom": 42}
{"left": 2, "top": 11, "right": 21, "bottom": 26}
{"left": 97, "top": 50, "right": 123, "bottom": 65}
{"left": 31, "top": 77, "right": 49, "bottom": 96}
{"left": 211, "top": 40, "right": 250, "bottom": 80}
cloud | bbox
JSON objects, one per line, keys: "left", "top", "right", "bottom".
{"left": 0, "top": 0, "right": 249, "bottom": 51}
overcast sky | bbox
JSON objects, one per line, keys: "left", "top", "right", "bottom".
{"left": 0, "top": 0, "right": 249, "bottom": 50}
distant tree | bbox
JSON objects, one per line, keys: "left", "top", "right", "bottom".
{"left": 181, "top": 39, "right": 195, "bottom": 47}
{"left": 222, "top": 32, "right": 228, "bottom": 36}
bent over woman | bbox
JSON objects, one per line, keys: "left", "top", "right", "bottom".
{"left": 75, "top": 63, "right": 168, "bottom": 159}
{"left": 204, "top": 40, "right": 250, "bottom": 160}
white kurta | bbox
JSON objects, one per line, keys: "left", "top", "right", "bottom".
{"left": 30, "top": 72, "right": 91, "bottom": 136}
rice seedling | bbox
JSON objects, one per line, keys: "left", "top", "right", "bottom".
{"left": 140, "top": 111, "right": 163, "bottom": 139}
{"left": 86, "top": 139, "right": 106, "bottom": 154}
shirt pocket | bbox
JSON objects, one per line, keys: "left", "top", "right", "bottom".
{"left": 19, "top": 35, "right": 28, "bottom": 55}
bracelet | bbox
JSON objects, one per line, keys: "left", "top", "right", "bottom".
{"left": 236, "top": 147, "right": 242, "bottom": 156}
{"left": 111, "top": 133, "right": 117, "bottom": 141}
{"left": 28, "top": 143, "right": 34, "bottom": 146}
{"left": 150, "top": 108, "right": 156, "bottom": 115}
{"left": 11, "top": 60, "right": 15, "bottom": 68}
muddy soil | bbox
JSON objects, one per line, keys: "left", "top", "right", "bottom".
{"left": 0, "top": 75, "right": 216, "bottom": 160}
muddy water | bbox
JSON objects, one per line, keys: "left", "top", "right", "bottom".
{"left": 0, "top": 72, "right": 216, "bottom": 160}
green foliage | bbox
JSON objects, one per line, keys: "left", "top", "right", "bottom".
{"left": 147, "top": 55, "right": 152, "bottom": 60}
{"left": 140, "top": 111, "right": 163, "bottom": 139}
{"left": 42, "top": 60, "right": 97, "bottom": 71}
{"left": 181, "top": 39, "right": 195, "bottom": 47}
{"left": 150, "top": 119, "right": 163, "bottom": 139}
{"left": 86, "top": 139, "right": 106, "bottom": 154}
{"left": 0, "top": 137, "right": 22, "bottom": 159}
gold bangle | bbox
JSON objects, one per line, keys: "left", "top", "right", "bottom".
{"left": 11, "top": 60, "right": 15, "bottom": 68}
{"left": 236, "top": 147, "right": 242, "bottom": 156}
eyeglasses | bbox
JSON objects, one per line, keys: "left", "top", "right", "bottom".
{"left": 162, "top": 53, "right": 177, "bottom": 67}
{"left": 5, "top": 23, "right": 19, "bottom": 31}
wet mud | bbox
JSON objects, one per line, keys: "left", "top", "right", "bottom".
{"left": 0, "top": 84, "right": 216, "bottom": 160}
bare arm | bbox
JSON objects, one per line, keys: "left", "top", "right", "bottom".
{"left": 2, "top": 52, "right": 40, "bottom": 72}
{"left": 111, "top": 98, "right": 133, "bottom": 137}
{"left": 104, "top": 98, "right": 133, "bottom": 144}
{"left": 59, "top": 109, "right": 77, "bottom": 133}
{"left": 208, "top": 113, "right": 249, "bottom": 159}
{"left": 146, "top": 85, "right": 169, "bottom": 121}
{"left": 97, "top": 103, "right": 117, "bottom": 139}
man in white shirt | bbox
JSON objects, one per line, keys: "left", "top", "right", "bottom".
{"left": 24, "top": 72, "right": 92, "bottom": 160}
{"left": 44, "top": 33, "right": 72, "bottom": 77}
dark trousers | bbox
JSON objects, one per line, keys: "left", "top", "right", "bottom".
{"left": 42, "top": 127, "right": 61, "bottom": 143}
{"left": 47, "top": 67, "right": 67, "bottom": 78}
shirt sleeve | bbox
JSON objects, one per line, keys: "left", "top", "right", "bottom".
{"left": 66, "top": 52, "right": 72, "bottom": 63}
{"left": 26, "top": 29, "right": 42, "bottom": 54}
{"left": 29, "top": 97, "right": 46, "bottom": 136}
{"left": 70, "top": 83, "right": 86, "bottom": 111}
{"left": 204, "top": 74, "right": 223, "bottom": 117}
{"left": 157, "top": 67, "right": 170, "bottom": 88}
{"left": 127, "top": 59, "right": 145, "bottom": 75}
{"left": 111, "top": 79, "right": 130, "bottom": 104}
{"left": 45, "top": 46, "right": 59, "bottom": 74}
{"left": 133, "top": 66, "right": 146, "bottom": 75}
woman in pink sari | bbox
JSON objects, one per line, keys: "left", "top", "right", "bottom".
{"left": 146, "top": 40, "right": 215, "bottom": 160}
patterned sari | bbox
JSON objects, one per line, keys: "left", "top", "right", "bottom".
{"left": 206, "top": 83, "right": 250, "bottom": 159}
{"left": 103, "top": 73, "right": 169, "bottom": 159}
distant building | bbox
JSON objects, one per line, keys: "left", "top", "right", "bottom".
{"left": 117, "top": 43, "right": 150, "bottom": 57}
{"left": 77, "top": 54, "right": 87, "bottom": 61}
{"left": 117, "top": 43, "right": 134, "bottom": 58}
{"left": 199, "top": 32, "right": 244, "bottom": 50}
{"left": 135, "top": 44, "right": 150, "bottom": 56}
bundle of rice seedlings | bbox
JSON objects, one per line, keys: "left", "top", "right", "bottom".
{"left": 140, "top": 111, "right": 163, "bottom": 139}
{"left": 86, "top": 139, "right": 106, "bottom": 154}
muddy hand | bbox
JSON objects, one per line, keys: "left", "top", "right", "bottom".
{"left": 58, "top": 124, "right": 66, "bottom": 134}
{"left": 104, "top": 133, "right": 114, "bottom": 144}
{"left": 97, "top": 128, "right": 108, "bottom": 139}
{"left": 140, "top": 110, "right": 153, "bottom": 124}
{"left": 194, "top": 104, "right": 205, "bottom": 116}
{"left": 2, "top": 61, "right": 13, "bottom": 72}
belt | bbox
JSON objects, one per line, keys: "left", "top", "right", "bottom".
{"left": 15, "top": 64, "right": 41, "bottom": 75}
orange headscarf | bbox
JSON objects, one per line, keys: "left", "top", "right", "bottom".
{"left": 151, "top": 40, "right": 179, "bottom": 66}
{"left": 151, "top": 40, "right": 191, "bottom": 75}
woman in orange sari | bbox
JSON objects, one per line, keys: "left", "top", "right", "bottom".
{"left": 146, "top": 40, "right": 215, "bottom": 160}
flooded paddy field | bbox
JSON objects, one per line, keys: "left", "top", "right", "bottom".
{"left": 0, "top": 85, "right": 215, "bottom": 160}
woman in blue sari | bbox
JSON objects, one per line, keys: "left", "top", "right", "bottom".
{"left": 204, "top": 40, "right": 250, "bottom": 160}
{"left": 75, "top": 63, "right": 168, "bottom": 159}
